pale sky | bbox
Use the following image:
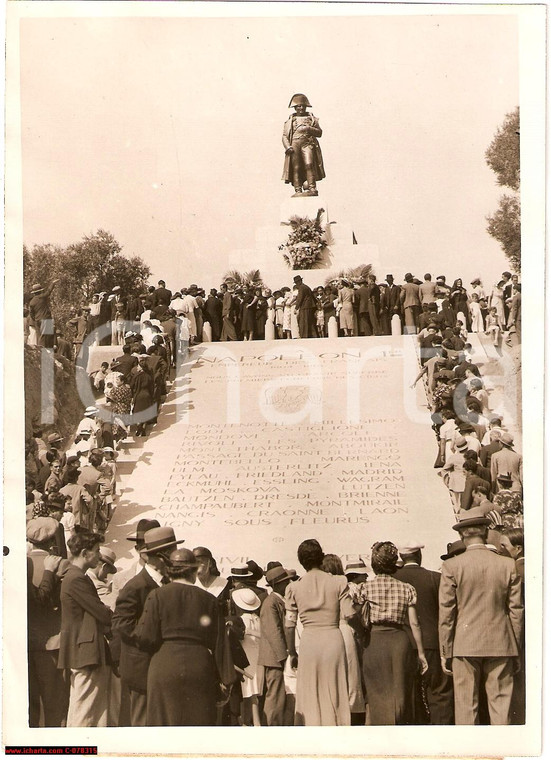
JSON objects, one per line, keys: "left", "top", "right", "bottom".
{"left": 19, "top": 11, "right": 518, "bottom": 289}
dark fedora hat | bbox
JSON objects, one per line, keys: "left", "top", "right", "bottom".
{"left": 496, "top": 472, "right": 513, "bottom": 486}
{"left": 440, "top": 539, "right": 466, "bottom": 560}
{"left": 293, "top": 275, "right": 303, "bottom": 283}
{"left": 142, "top": 527, "right": 184, "bottom": 554}
{"left": 126, "top": 518, "right": 161, "bottom": 543}
{"left": 265, "top": 566, "right": 295, "bottom": 586}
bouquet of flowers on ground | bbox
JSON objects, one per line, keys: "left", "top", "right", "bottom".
{"left": 279, "top": 209, "right": 327, "bottom": 270}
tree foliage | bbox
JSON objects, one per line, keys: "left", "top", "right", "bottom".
{"left": 485, "top": 108, "right": 520, "bottom": 192}
{"left": 23, "top": 229, "right": 151, "bottom": 331}
{"left": 486, "top": 195, "right": 521, "bottom": 273}
{"left": 222, "top": 269, "right": 265, "bottom": 290}
{"left": 485, "top": 108, "right": 520, "bottom": 271}
{"left": 324, "top": 263, "right": 373, "bottom": 287}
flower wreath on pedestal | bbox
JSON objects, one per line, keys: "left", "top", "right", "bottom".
{"left": 278, "top": 208, "right": 327, "bottom": 270}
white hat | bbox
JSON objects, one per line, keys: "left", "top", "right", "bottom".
{"left": 397, "top": 542, "right": 425, "bottom": 554}
{"left": 124, "top": 331, "right": 136, "bottom": 338}
{"left": 231, "top": 587, "right": 261, "bottom": 611}
{"left": 84, "top": 406, "right": 98, "bottom": 417}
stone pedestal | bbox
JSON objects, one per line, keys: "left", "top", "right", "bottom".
{"left": 228, "top": 194, "right": 381, "bottom": 291}
{"left": 391, "top": 314, "right": 402, "bottom": 337}
{"left": 327, "top": 316, "right": 338, "bottom": 338}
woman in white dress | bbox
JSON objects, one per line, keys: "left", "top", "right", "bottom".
{"left": 468, "top": 293, "right": 485, "bottom": 332}
{"left": 231, "top": 588, "right": 264, "bottom": 726}
{"left": 274, "top": 291, "right": 285, "bottom": 339}
{"left": 469, "top": 278, "right": 486, "bottom": 301}
{"left": 489, "top": 281, "right": 506, "bottom": 329}
{"left": 282, "top": 288, "right": 295, "bottom": 339}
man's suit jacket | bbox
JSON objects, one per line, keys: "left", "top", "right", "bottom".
{"left": 111, "top": 353, "right": 138, "bottom": 380}
{"left": 152, "top": 287, "right": 172, "bottom": 307}
{"left": 111, "top": 567, "right": 159, "bottom": 693}
{"left": 490, "top": 447, "right": 523, "bottom": 491}
{"left": 384, "top": 284, "right": 402, "bottom": 313}
{"left": 127, "top": 296, "right": 144, "bottom": 322}
{"left": 295, "top": 282, "right": 316, "bottom": 311}
{"left": 356, "top": 285, "right": 371, "bottom": 314}
{"left": 221, "top": 291, "right": 234, "bottom": 318}
{"left": 479, "top": 440, "right": 502, "bottom": 468}
{"left": 460, "top": 474, "right": 492, "bottom": 511}
{"left": 395, "top": 564, "right": 440, "bottom": 650}
{"left": 205, "top": 295, "right": 223, "bottom": 322}
{"left": 439, "top": 545, "right": 523, "bottom": 658}
{"left": 401, "top": 282, "right": 421, "bottom": 308}
{"left": 58, "top": 564, "right": 112, "bottom": 669}
{"left": 257, "top": 592, "right": 287, "bottom": 668}
{"left": 110, "top": 296, "right": 126, "bottom": 320}
{"left": 367, "top": 282, "right": 380, "bottom": 308}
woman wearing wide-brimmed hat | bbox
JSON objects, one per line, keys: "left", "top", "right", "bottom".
{"left": 232, "top": 587, "right": 264, "bottom": 726}
{"left": 349, "top": 541, "right": 428, "bottom": 725}
{"left": 135, "top": 548, "right": 221, "bottom": 726}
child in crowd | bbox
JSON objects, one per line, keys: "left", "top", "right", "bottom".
{"left": 485, "top": 306, "right": 501, "bottom": 347}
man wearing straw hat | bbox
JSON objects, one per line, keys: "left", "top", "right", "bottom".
{"left": 438, "top": 507, "right": 523, "bottom": 724}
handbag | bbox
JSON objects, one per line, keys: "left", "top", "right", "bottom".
{"left": 434, "top": 447, "right": 445, "bottom": 468}
{"left": 358, "top": 599, "right": 372, "bottom": 649}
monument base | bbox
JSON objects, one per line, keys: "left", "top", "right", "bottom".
{"left": 106, "top": 335, "right": 454, "bottom": 575}
{"left": 228, "top": 194, "right": 382, "bottom": 290}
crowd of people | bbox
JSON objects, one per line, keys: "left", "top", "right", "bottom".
{"left": 24, "top": 270, "right": 521, "bottom": 355}
{"left": 26, "top": 264, "right": 524, "bottom": 730}
{"left": 27, "top": 524, "right": 524, "bottom": 729}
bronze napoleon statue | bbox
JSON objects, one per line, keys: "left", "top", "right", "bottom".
{"left": 282, "top": 94, "right": 325, "bottom": 197}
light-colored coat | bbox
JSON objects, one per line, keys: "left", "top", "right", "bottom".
{"left": 490, "top": 446, "right": 523, "bottom": 492}
{"left": 439, "top": 545, "right": 523, "bottom": 658}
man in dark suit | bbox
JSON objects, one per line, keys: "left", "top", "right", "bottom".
{"left": 439, "top": 507, "right": 523, "bottom": 724}
{"left": 460, "top": 460, "right": 491, "bottom": 510}
{"left": 58, "top": 529, "right": 113, "bottom": 727}
{"left": 395, "top": 542, "right": 454, "bottom": 725}
{"left": 480, "top": 427, "right": 503, "bottom": 465}
{"left": 258, "top": 566, "right": 294, "bottom": 726}
{"left": 205, "top": 289, "right": 223, "bottom": 341}
{"left": 366, "top": 274, "right": 381, "bottom": 335}
{"left": 152, "top": 279, "right": 172, "bottom": 307}
{"left": 111, "top": 526, "right": 182, "bottom": 726}
{"left": 382, "top": 274, "right": 402, "bottom": 334}
{"left": 355, "top": 279, "right": 371, "bottom": 336}
{"left": 126, "top": 293, "right": 144, "bottom": 329}
{"left": 110, "top": 345, "right": 138, "bottom": 382}
{"left": 220, "top": 284, "right": 237, "bottom": 341}
{"left": 293, "top": 275, "right": 316, "bottom": 338}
